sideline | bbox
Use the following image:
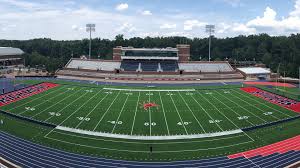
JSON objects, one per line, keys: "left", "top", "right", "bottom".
{"left": 56, "top": 126, "right": 243, "bottom": 140}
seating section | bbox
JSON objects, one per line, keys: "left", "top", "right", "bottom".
{"left": 160, "top": 61, "right": 178, "bottom": 72}
{"left": 66, "top": 59, "right": 121, "bottom": 71}
{"left": 140, "top": 61, "right": 158, "bottom": 71}
{"left": 120, "top": 61, "right": 139, "bottom": 71}
{"left": 178, "top": 63, "right": 233, "bottom": 72}
{"left": 66, "top": 59, "right": 233, "bottom": 73}
{"left": 120, "top": 60, "right": 179, "bottom": 72}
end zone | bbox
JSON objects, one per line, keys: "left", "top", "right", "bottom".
{"left": 0, "top": 82, "right": 59, "bottom": 107}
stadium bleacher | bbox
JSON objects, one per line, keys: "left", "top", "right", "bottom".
{"left": 160, "top": 61, "right": 178, "bottom": 72}
{"left": 140, "top": 61, "right": 159, "bottom": 71}
{"left": 178, "top": 62, "right": 233, "bottom": 72}
{"left": 66, "top": 59, "right": 121, "bottom": 71}
{"left": 120, "top": 60, "right": 139, "bottom": 71}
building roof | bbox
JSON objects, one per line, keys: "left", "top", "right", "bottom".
{"left": 237, "top": 67, "right": 271, "bottom": 75}
{"left": 0, "top": 47, "right": 24, "bottom": 56}
{"left": 119, "top": 47, "right": 178, "bottom": 52}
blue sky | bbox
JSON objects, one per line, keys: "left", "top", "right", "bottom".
{"left": 0, "top": 0, "right": 300, "bottom": 40}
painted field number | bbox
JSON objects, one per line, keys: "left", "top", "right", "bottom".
{"left": 177, "top": 122, "right": 192, "bottom": 125}
{"left": 77, "top": 117, "right": 90, "bottom": 121}
{"left": 144, "top": 122, "right": 156, "bottom": 126}
{"left": 264, "top": 112, "right": 273, "bottom": 115}
{"left": 238, "top": 116, "right": 249, "bottom": 120}
{"left": 209, "top": 120, "right": 222, "bottom": 124}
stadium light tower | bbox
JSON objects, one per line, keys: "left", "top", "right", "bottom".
{"left": 86, "top": 24, "right": 96, "bottom": 59}
{"left": 206, "top": 25, "right": 215, "bottom": 62}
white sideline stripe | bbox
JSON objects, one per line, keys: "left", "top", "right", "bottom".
{"left": 103, "top": 88, "right": 195, "bottom": 92}
{"left": 55, "top": 126, "right": 243, "bottom": 140}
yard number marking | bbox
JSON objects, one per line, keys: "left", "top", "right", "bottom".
{"left": 144, "top": 122, "right": 156, "bottom": 126}
{"left": 25, "top": 107, "right": 35, "bottom": 111}
{"left": 263, "top": 112, "right": 273, "bottom": 116}
{"left": 77, "top": 117, "right": 90, "bottom": 121}
{"left": 49, "top": 112, "right": 61, "bottom": 116}
{"left": 238, "top": 116, "right": 249, "bottom": 120}
{"left": 209, "top": 120, "right": 222, "bottom": 124}
{"left": 177, "top": 121, "right": 192, "bottom": 126}
{"left": 108, "top": 121, "right": 122, "bottom": 125}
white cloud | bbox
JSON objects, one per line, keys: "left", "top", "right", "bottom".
{"left": 115, "top": 3, "right": 128, "bottom": 11}
{"left": 116, "top": 23, "right": 137, "bottom": 33}
{"left": 160, "top": 23, "right": 176, "bottom": 29}
{"left": 217, "top": 23, "right": 231, "bottom": 33}
{"left": 290, "top": 0, "right": 300, "bottom": 16}
{"left": 246, "top": 7, "right": 278, "bottom": 28}
{"left": 71, "top": 25, "right": 78, "bottom": 31}
{"left": 232, "top": 23, "right": 256, "bottom": 34}
{"left": 141, "top": 10, "right": 152, "bottom": 16}
{"left": 184, "top": 20, "right": 206, "bottom": 31}
{"left": 245, "top": 6, "right": 300, "bottom": 33}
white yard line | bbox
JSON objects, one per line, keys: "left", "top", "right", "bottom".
{"left": 130, "top": 92, "right": 140, "bottom": 135}
{"left": 103, "top": 88, "right": 195, "bottom": 92}
{"left": 189, "top": 92, "right": 224, "bottom": 131}
{"left": 55, "top": 89, "right": 103, "bottom": 125}
{"left": 233, "top": 89, "right": 293, "bottom": 118}
{"left": 148, "top": 91, "right": 152, "bottom": 136}
{"left": 158, "top": 92, "right": 170, "bottom": 136}
{"left": 196, "top": 90, "right": 241, "bottom": 130}
{"left": 8, "top": 85, "right": 66, "bottom": 111}
{"left": 111, "top": 94, "right": 130, "bottom": 133}
{"left": 92, "top": 91, "right": 121, "bottom": 131}
{"left": 177, "top": 91, "right": 206, "bottom": 133}
{"left": 30, "top": 88, "right": 83, "bottom": 118}
{"left": 168, "top": 91, "right": 188, "bottom": 135}
{"left": 75, "top": 90, "right": 109, "bottom": 129}
{"left": 230, "top": 90, "right": 281, "bottom": 120}
{"left": 209, "top": 90, "right": 255, "bottom": 126}
{"left": 56, "top": 126, "right": 243, "bottom": 140}
{"left": 215, "top": 90, "right": 267, "bottom": 123}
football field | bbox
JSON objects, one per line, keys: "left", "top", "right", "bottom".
{"left": 1, "top": 83, "right": 297, "bottom": 137}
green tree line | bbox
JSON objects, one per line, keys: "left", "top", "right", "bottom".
{"left": 0, "top": 33, "right": 299, "bottom": 77}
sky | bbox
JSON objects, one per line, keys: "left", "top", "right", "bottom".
{"left": 0, "top": 0, "right": 300, "bottom": 40}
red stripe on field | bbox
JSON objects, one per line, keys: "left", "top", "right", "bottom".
{"left": 228, "top": 135, "right": 300, "bottom": 159}
{"left": 240, "top": 87, "right": 300, "bottom": 113}
{"left": 0, "top": 82, "right": 59, "bottom": 107}
{"left": 244, "top": 81, "right": 296, "bottom": 88}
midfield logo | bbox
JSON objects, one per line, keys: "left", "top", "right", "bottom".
{"left": 140, "top": 101, "right": 159, "bottom": 110}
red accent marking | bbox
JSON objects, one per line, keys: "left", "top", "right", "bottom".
{"left": 143, "top": 102, "right": 159, "bottom": 110}
{"left": 241, "top": 87, "right": 300, "bottom": 113}
{"left": 228, "top": 135, "right": 300, "bottom": 159}
{"left": 244, "top": 81, "right": 296, "bottom": 88}
{"left": 0, "top": 82, "right": 59, "bottom": 107}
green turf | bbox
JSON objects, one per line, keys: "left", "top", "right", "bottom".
{"left": 2, "top": 83, "right": 297, "bottom": 136}
{"left": 1, "top": 79, "right": 300, "bottom": 161}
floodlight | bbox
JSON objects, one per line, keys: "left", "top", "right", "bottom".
{"left": 205, "top": 25, "right": 215, "bottom": 62}
{"left": 86, "top": 24, "right": 96, "bottom": 59}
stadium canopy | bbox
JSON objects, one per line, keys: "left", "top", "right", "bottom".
{"left": 237, "top": 67, "right": 271, "bottom": 75}
{"left": 0, "top": 47, "right": 24, "bottom": 56}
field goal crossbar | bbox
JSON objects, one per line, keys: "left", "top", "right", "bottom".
{"left": 103, "top": 88, "right": 196, "bottom": 92}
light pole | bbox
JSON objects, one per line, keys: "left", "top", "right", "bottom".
{"left": 206, "top": 25, "right": 215, "bottom": 62}
{"left": 86, "top": 24, "right": 96, "bottom": 59}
